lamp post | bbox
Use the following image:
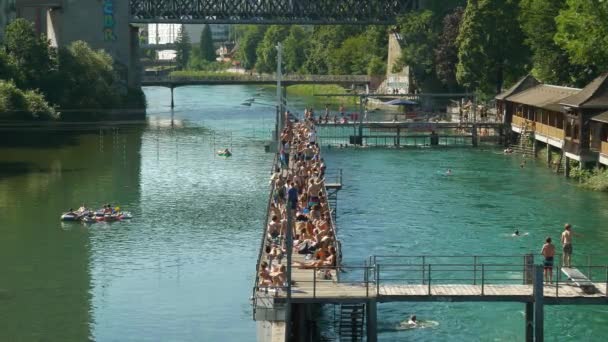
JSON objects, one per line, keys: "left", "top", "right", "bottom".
{"left": 276, "top": 43, "right": 284, "bottom": 153}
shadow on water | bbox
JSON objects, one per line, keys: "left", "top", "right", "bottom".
{"left": 0, "top": 130, "right": 81, "bottom": 148}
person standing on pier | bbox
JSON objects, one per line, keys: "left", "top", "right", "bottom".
{"left": 561, "top": 223, "right": 581, "bottom": 267}
{"left": 541, "top": 237, "right": 555, "bottom": 283}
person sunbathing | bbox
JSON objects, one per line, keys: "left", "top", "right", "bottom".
{"left": 258, "top": 262, "right": 273, "bottom": 287}
{"left": 292, "top": 246, "right": 337, "bottom": 269}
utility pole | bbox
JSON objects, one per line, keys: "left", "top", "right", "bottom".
{"left": 276, "top": 43, "right": 283, "bottom": 152}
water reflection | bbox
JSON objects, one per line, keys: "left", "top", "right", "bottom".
{"left": 0, "top": 127, "right": 143, "bottom": 341}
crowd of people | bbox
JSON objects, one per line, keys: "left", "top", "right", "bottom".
{"left": 258, "top": 109, "right": 339, "bottom": 292}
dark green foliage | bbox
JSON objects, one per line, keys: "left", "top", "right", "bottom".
{"left": 3, "top": 18, "right": 53, "bottom": 90}
{"left": 0, "top": 80, "right": 55, "bottom": 120}
{"left": 435, "top": 7, "right": 464, "bottom": 90}
{"left": 0, "top": 19, "right": 145, "bottom": 120}
{"left": 255, "top": 26, "right": 290, "bottom": 73}
{"left": 175, "top": 26, "right": 191, "bottom": 70}
{"left": 235, "top": 25, "right": 266, "bottom": 69}
{"left": 555, "top": 0, "right": 608, "bottom": 80}
{"left": 457, "top": 0, "right": 529, "bottom": 94}
{"left": 199, "top": 24, "right": 216, "bottom": 62}
{"left": 395, "top": 11, "right": 439, "bottom": 90}
{"left": 283, "top": 26, "right": 309, "bottom": 73}
{"left": 519, "top": 0, "right": 588, "bottom": 86}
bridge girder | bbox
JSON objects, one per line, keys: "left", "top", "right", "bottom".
{"left": 130, "top": 0, "right": 419, "bottom": 25}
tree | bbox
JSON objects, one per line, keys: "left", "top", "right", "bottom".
{"left": 520, "top": 0, "right": 587, "bottom": 85}
{"left": 235, "top": 25, "right": 265, "bottom": 70}
{"left": 395, "top": 11, "right": 439, "bottom": 91}
{"left": 175, "top": 25, "right": 191, "bottom": 70}
{"left": 3, "top": 18, "right": 53, "bottom": 90}
{"left": 456, "top": 0, "right": 529, "bottom": 94}
{"left": 330, "top": 36, "right": 370, "bottom": 75}
{"left": 255, "top": 25, "right": 289, "bottom": 73}
{"left": 199, "top": 24, "right": 216, "bottom": 62}
{"left": 283, "top": 26, "right": 309, "bottom": 73}
{"left": 555, "top": 0, "right": 608, "bottom": 80}
{"left": 303, "top": 25, "right": 365, "bottom": 74}
{"left": 49, "top": 41, "right": 120, "bottom": 109}
{"left": 435, "top": 7, "right": 464, "bottom": 90}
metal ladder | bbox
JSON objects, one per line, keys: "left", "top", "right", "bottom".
{"left": 338, "top": 304, "right": 365, "bottom": 342}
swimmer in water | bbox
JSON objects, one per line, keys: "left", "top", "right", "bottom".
{"left": 514, "top": 229, "right": 520, "bottom": 236}
{"left": 446, "top": 169, "right": 452, "bottom": 176}
{"left": 408, "top": 315, "right": 418, "bottom": 326}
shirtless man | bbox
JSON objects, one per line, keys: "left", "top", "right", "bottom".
{"left": 561, "top": 223, "right": 580, "bottom": 267}
{"left": 541, "top": 237, "right": 556, "bottom": 283}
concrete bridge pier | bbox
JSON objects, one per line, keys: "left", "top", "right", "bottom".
{"left": 170, "top": 86, "right": 175, "bottom": 108}
{"left": 366, "top": 300, "right": 378, "bottom": 342}
{"left": 525, "top": 302, "right": 534, "bottom": 342}
{"left": 43, "top": 0, "right": 141, "bottom": 87}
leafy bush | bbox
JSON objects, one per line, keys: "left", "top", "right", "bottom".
{"left": 583, "top": 168, "right": 608, "bottom": 192}
{"left": 0, "top": 80, "right": 55, "bottom": 120}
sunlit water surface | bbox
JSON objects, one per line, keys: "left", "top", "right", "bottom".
{"left": 0, "top": 85, "right": 607, "bottom": 341}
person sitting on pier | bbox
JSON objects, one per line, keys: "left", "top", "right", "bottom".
{"left": 292, "top": 246, "right": 337, "bottom": 269}
{"left": 541, "top": 237, "right": 556, "bottom": 283}
{"left": 267, "top": 215, "right": 281, "bottom": 241}
{"left": 258, "top": 262, "right": 273, "bottom": 287}
{"left": 270, "top": 265, "right": 287, "bottom": 287}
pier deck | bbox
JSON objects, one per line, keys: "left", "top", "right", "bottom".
{"left": 270, "top": 281, "right": 608, "bottom": 304}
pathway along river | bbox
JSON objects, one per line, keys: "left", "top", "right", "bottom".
{"left": 1, "top": 86, "right": 607, "bottom": 341}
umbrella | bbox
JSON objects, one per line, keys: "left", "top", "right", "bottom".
{"left": 384, "top": 99, "right": 417, "bottom": 106}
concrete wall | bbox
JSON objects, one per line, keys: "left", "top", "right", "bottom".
{"left": 47, "top": 0, "right": 139, "bottom": 86}
{"left": 0, "top": 0, "right": 16, "bottom": 40}
{"left": 386, "top": 33, "right": 412, "bottom": 93}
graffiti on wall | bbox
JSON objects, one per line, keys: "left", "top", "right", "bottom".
{"left": 103, "top": 0, "right": 117, "bottom": 41}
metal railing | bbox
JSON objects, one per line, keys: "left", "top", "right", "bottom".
{"left": 260, "top": 254, "right": 608, "bottom": 300}
{"left": 142, "top": 74, "right": 371, "bottom": 84}
{"left": 251, "top": 153, "right": 279, "bottom": 319}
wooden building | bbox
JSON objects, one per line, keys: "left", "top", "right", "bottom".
{"left": 497, "top": 73, "right": 608, "bottom": 172}
{"left": 591, "top": 112, "right": 608, "bottom": 166}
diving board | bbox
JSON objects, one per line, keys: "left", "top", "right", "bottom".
{"left": 561, "top": 267, "right": 598, "bottom": 294}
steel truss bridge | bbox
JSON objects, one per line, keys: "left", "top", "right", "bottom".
{"left": 130, "top": 0, "right": 419, "bottom": 24}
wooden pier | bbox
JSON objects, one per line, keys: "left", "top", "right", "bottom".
{"left": 314, "top": 121, "right": 505, "bottom": 147}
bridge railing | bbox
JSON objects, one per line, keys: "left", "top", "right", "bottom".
{"left": 142, "top": 74, "right": 371, "bottom": 84}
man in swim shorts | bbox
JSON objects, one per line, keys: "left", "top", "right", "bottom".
{"left": 561, "top": 223, "right": 574, "bottom": 267}
{"left": 541, "top": 237, "right": 555, "bottom": 283}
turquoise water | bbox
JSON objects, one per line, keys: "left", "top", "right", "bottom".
{"left": 328, "top": 147, "right": 608, "bottom": 341}
{"left": 1, "top": 85, "right": 607, "bottom": 341}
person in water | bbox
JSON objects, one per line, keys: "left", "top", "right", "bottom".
{"left": 446, "top": 169, "right": 452, "bottom": 176}
{"left": 514, "top": 229, "right": 520, "bottom": 236}
{"left": 408, "top": 315, "right": 418, "bottom": 326}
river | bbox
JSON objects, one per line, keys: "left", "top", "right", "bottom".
{"left": 0, "top": 85, "right": 607, "bottom": 341}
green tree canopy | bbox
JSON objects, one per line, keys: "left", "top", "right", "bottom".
{"left": 520, "top": 0, "right": 588, "bottom": 85}
{"left": 235, "top": 25, "right": 266, "bottom": 70}
{"left": 283, "top": 26, "right": 309, "bottom": 73}
{"left": 3, "top": 18, "right": 53, "bottom": 90}
{"left": 555, "top": 0, "right": 608, "bottom": 77}
{"left": 435, "top": 7, "right": 464, "bottom": 90}
{"left": 255, "top": 25, "right": 289, "bottom": 73}
{"left": 175, "top": 26, "right": 191, "bottom": 70}
{"left": 456, "top": 0, "right": 529, "bottom": 94}
{"left": 395, "top": 11, "right": 439, "bottom": 91}
{"left": 199, "top": 24, "right": 216, "bottom": 62}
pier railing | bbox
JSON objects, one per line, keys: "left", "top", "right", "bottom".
{"left": 252, "top": 154, "right": 278, "bottom": 319}
{"left": 266, "top": 254, "right": 608, "bottom": 300}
